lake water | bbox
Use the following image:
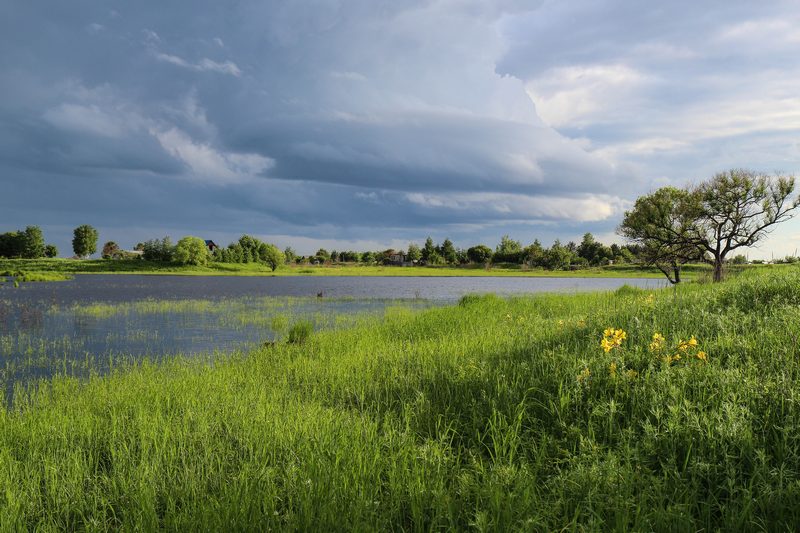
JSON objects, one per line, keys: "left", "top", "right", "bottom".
{"left": 0, "top": 274, "right": 665, "bottom": 396}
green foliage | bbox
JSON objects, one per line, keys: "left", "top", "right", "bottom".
{"left": 101, "top": 241, "right": 122, "bottom": 260}
{"left": 72, "top": 225, "right": 99, "bottom": 258}
{"left": 494, "top": 234, "right": 523, "bottom": 263}
{"left": 406, "top": 243, "right": 422, "bottom": 262}
{"left": 0, "top": 231, "right": 25, "bottom": 258}
{"left": 21, "top": 225, "right": 46, "bottom": 258}
{"left": 44, "top": 244, "right": 58, "bottom": 258}
{"left": 261, "top": 243, "right": 285, "bottom": 271}
{"left": 142, "top": 237, "right": 175, "bottom": 262}
{"left": 439, "top": 238, "right": 457, "bottom": 264}
{"left": 287, "top": 320, "right": 313, "bottom": 344}
{"left": 174, "top": 236, "right": 210, "bottom": 266}
{"left": 466, "top": 244, "right": 493, "bottom": 264}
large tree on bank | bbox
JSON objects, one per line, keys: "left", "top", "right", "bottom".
{"left": 72, "top": 225, "right": 99, "bottom": 259}
{"left": 618, "top": 187, "right": 701, "bottom": 284}
{"left": 620, "top": 170, "right": 799, "bottom": 283}
{"left": 691, "top": 170, "right": 799, "bottom": 281}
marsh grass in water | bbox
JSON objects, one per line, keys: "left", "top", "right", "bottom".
{"left": 1, "top": 268, "right": 800, "bottom": 529}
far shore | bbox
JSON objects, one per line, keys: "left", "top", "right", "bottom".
{"left": 0, "top": 257, "right": 730, "bottom": 279}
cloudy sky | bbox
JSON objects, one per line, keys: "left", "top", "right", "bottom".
{"left": 2, "top": 1, "right": 799, "bottom": 258}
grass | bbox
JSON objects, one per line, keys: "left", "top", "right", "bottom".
{"left": 0, "top": 257, "right": 678, "bottom": 278}
{"left": 1, "top": 267, "right": 800, "bottom": 529}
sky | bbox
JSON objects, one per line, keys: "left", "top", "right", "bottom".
{"left": 1, "top": 0, "right": 799, "bottom": 258}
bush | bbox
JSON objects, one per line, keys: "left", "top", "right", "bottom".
{"left": 174, "top": 236, "right": 209, "bottom": 266}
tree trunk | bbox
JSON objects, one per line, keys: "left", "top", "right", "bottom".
{"left": 674, "top": 265, "right": 681, "bottom": 284}
{"left": 713, "top": 257, "right": 723, "bottom": 282}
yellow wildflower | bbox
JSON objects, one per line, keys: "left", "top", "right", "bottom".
{"left": 626, "top": 369, "right": 639, "bottom": 379}
{"left": 609, "top": 361, "right": 617, "bottom": 377}
{"left": 600, "top": 327, "right": 627, "bottom": 353}
{"left": 696, "top": 351, "right": 708, "bottom": 362}
{"left": 649, "top": 333, "right": 666, "bottom": 352}
{"left": 577, "top": 367, "right": 591, "bottom": 383}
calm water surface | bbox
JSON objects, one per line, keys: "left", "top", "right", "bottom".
{"left": 0, "top": 274, "right": 665, "bottom": 395}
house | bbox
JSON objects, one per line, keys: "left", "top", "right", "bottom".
{"left": 204, "top": 240, "right": 220, "bottom": 252}
{"left": 383, "top": 249, "right": 407, "bottom": 265}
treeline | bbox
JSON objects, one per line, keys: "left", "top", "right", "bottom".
{"left": 134, "top": 235, "right": 284, "bottom": 270}
{"left": 0, "top": 226, "right": 58, "bottom": 259}
{"left": 286, "top": 233, "right": 641, "bottom": 270}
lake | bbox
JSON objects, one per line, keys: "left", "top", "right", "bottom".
{"left": 0, "top": 274, "right": 665, "bottom": 396}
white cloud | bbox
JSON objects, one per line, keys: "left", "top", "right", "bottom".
{"left": 151, "top": 127, "right": 272, "bottom": 183}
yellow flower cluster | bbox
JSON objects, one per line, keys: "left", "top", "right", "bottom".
{"left": 601, "top": 328, "right": 627, "bottom": 353}
{"left": 649, "top": 333, "right": 666, "bottom": 352}
{"left": 650, "top": 333, "right": 708, "bottom": 365}
{"left": 577, "top": 367, "right": 591, "bottom": 383}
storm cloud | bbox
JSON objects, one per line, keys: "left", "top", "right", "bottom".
{"left": 1, "top": 1, "right": 799, "bottom": 256}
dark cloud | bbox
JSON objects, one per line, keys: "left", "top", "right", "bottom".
{"left": 1, "top": 1, "right": 798, "bottom": 256}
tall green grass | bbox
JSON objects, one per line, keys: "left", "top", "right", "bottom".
{"left": 1, "top": 268, "right": 800, "bottom": 529}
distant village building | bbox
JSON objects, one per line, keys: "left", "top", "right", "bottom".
{"left": 205, "top": 240, "right": 220, "bottom": 252}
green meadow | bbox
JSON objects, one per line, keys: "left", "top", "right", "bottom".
{"left": 1, "top": 267, "right": 800, "bottom": 529}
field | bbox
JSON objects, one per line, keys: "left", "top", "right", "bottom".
{"left": 1, "top": 267, "right": 800, "bottom": 529}
{"left": 0, "top": 257, "right": 717, "bottom": 279}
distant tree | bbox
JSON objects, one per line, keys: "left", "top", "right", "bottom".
{"left": 0, "top": 232, "right": 25, "bottom": 258}
{"left": 283, "top": 246, "right": 296, "bottom": 264}
{"left": 44, "top": 244, "right": 58, "bottom": 258}
{"left": 315, "top": 248, "right": 330, "bottom": 263}
{"left": 455, "top": 248, "right": 469, "bottom": 264}
{"left": 439, "top": 238, "right": 457, "bottom": 264}
{"left": 134, "top": 242, "right": 145, "bottom": 251}
{"left": 406, "top": 243, "right": 422, "bottom": 262}
{"left": 524, "top": 239, "right": 545, "bottom": 267}
{"left": 21, "top": 226, "right": 46, "bottom": 258}
{"left": 101, "top": 241, "right": 122, "bottom": 260}
{"left": 729, "top": 254, "right": 748, "bottom": 265}
{"left": 467, "top": 244, "right": 493, "bottom": 264}
{"left": 421, "top": 237, "right": 436, "bottom": 263}
{"left": 494, "top": 235, "right": 523, "bottom": 263}
{"left": 259, "top": 243, "right": 285, "bottom": 271}
{"left": 72, "top": 225, "right": 99, "bottom": 259}
{"left": 142, "top": 237, "right": 174, "bottom": 262}
{"left": 543, "top": 240, "right": 573, "bottom": 270}
{"left": 361, "top": 251, "right": 376, "bottom": 264}
{"left": 174, "top": 236, "right": 209, "bottom": 266}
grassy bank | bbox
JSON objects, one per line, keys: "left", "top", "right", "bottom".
{"left": 2, "top": 268, "right": 800, "bottom": 529}
{"left": 0, "top": 257, "right": 690, "bottom": 278}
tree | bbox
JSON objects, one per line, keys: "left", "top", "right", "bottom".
{"left": 690, "top": 169, "right": 799, "bottom": 282}
{"left": 494, "top": 235, "right": 523, "bottom": 263}
{"left": 260, "top": 243, "right": 285, "bottom": 271}
{"left": 406, "top": 243, "right": 422, "bottom": 262}
{"left": 174, "top": 236, "right": 209, "bottom": 266}
{"left": 467, "top": 244, "right": 493, "bottom": 264}
{"left": 421, "top": 237, "right": 437, "bottom": 263}
{"left": 44, "top": 244, "right": 58, "bottom": 258}
{"left": 0, "top": 232, "right": 24, "bottom": 258}
{"left": 439, "top": 238, "right": 457, "bottom": 264}
{"left": 619, "top": 187, "right": 701, "bottom": 284}
{"left": 72, "top": 225, "right": 99, "bottom": 259}
{"left": 543, "top": 240, "right": 573, "bottom": 270}
{"left": 101, "top": 241, "right": 121, "bottom": 259}
{"left": 22, "top": 226, "right": 46, "bottom": 258}
{"left": 142, "top": 237, "right": 174, "bottom": 262}
{"left": 283, "top": 247, "right": 296, "bottom": 264}
{"left": 524, "top": 239, "right": 545, "bottom": 267}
